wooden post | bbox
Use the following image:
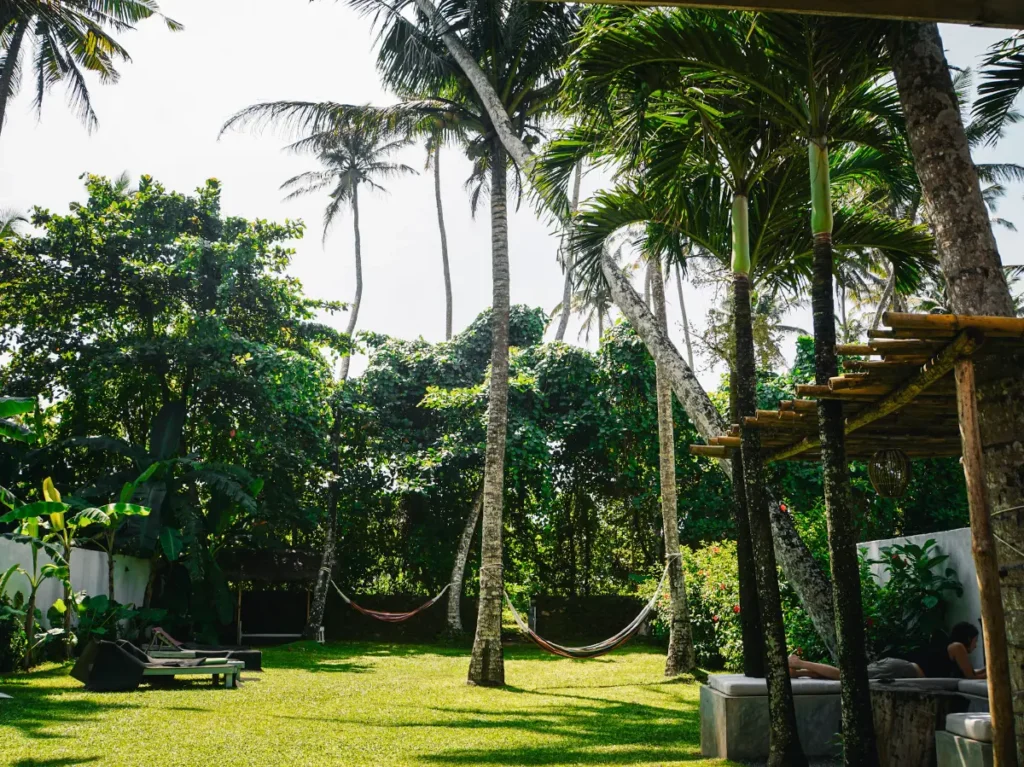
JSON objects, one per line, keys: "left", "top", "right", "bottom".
{"left": 236, "top": 583, "right": 243, "bottom": 646}
{"left": 954, "top": 356, "right": 1018, "bottom": 767}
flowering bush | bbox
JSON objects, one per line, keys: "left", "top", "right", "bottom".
{"left": 638, "top": 542, "right": 744, "bottom": 669}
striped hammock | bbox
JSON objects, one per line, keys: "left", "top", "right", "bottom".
{"left": 504, "top": 562, "right": 671, "bottom": 659}
{"left": 330, "top": 580, "right": 450, "bottom": 623}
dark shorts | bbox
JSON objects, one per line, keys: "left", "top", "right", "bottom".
{"left": 867, "top": 657, "right": 921, "bottom": 679}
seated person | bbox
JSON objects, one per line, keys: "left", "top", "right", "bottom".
{"left": 788, "top": 621, "right": 986, "bottom": 681}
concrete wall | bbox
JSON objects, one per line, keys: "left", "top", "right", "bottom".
{"left": 858, "top": 527, "right": 983, "bottom": 667}
{"left": 0, "top": 537, "right": 151, "bottom": 627}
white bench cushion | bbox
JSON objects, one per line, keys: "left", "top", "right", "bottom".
{"left": 945, "top": 713, "right": 992, "bottom": 743}
{"left": 957, "top": 679, "right": 988, "bottom": 698}
{"left": 870, "top": 677, "right": 961, "bottom": 691}
{"left": 708, "top": 674, "right": 841, "bottom": 696}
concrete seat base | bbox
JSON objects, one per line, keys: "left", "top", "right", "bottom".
{"left": 699, "top": 684, "right": 841, "bottom": 760}
{"left": 935, "top": 730, "right": 993, "bottom": 767}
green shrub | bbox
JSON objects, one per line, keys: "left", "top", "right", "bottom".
{"left": 0, "top": 594, "right": 28, "bottom": 672}
{"left": 639, "top": 542, "right": 744, "bottom": 670}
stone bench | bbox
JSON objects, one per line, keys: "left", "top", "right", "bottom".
{"left": 936, "top": 713, "right": 993, "bottom": 767}
{"left": 700, "top": 675, "right": 843, "bottom": 760}
{"left": 956, "top": 679, "right": 989, "bottom": 713}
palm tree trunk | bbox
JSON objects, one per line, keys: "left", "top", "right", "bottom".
{"left": 729, "top": 378, "right": 764, "bottom": 678}
{"left": 732, "top": 194, "right": 806, "bottom": 766}
{"left": 809, "top": 139, "right": 879, "bottom": 767}
{"left": 555, "top": 163, "right": 583, "bottom": 342}
{"left": 339, "top": 185, "right": 363, "bottom": 381}
{"left": 303, "top": 484, "right": 338, "bottom": 640}
{"left": 651, "top": 262, "right": 695, "bottom": 676}
{"left": 892, "top": 23, "right": 1024, "bottom": 762}
{"left": 446, "top": 490, "right": 482, "bottom": 638}
{"left": 675, "top": 264, "right": 695, "bottom": 369}
{"left": 468, "top": 141, "right": 510, "bottom": 687}
{"left": 0, "top": 19, "right": 28, "bottom": 138}
{"left": 434, "top": 143, "right": 454, "bottom": 341}
{"left": 600, "top": 250, "right": 838, "bottom": 658}
{"left": 870, "top": 271, "right": 896, "bottom": 332}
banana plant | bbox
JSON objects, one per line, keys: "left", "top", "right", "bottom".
{"left": 0, "top": 396, "right": 36, "bottom": 444}
{"left": 0, "top": 512, "right": 69, "bottom": 669}
{"left": 74, "top": 467, "right": 154, "bottom": 604}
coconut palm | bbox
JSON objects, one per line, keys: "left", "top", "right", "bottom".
{"left": 0, "top": 1, "right": 180, "bottom": 136}
{"left": 278, "top": 124, "right": 416, "bottom": 381}
{"left": 227, "top": 0, "right": 578, "bottom": 685}
{"left": 0, "top": 208, "right": 27, "bottom": 240}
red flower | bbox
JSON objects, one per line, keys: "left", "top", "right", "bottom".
{"left": 229, "top": 429, "right": 237, "bottom": 438}
{"left": 732, "top": 605, "right": 740, "bottom": 614}
{"left": 719, "top": 583, "right": 726, "bottom": 590}
{"left": 712, "top": 546, "right": 721, "bottom": 554}
{"left": 866, "top": 618, "right": 874, "bottom": 628}
{"left": 779, "top": 503, "right": 789, "bottom": 513}
{"left": 712, "top": 615, "right": 719, "bottom": 623}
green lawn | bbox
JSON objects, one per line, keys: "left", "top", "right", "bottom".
{"left": 0, "top": 641, "right": 738, "bottom": 767}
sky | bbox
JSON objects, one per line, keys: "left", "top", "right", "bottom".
{"left": 0, "top": 2, "right": 1020, "bottom": 390}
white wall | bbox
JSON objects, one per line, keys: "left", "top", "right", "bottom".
{"left": 858, "top": 527, "right": 983, "bottom": 667}
{"left": 0, "top": 538, "right": 151, "bottom": 628}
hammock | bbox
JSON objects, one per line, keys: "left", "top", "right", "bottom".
{"left": 504, "top": 562, "right": 671, "bottom": 659}
{"left": 330, "top": 580, "right": 450, "bottom": 623}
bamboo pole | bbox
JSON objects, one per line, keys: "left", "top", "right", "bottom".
{"left": 711, "top": 436, "right": 743, "bottom": 448}
{"left": 689, "top": 444, "right": 728, "bottom": 458}
{"left": 836, "top": 344, "right": 874, "bottom": 355}
{"left": 953, "top": 357, "right": 1018, "bottom": 767}
{"left": 885, "top": 311, "right": 1024, "bottom": 337}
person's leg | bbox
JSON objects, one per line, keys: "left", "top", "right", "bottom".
{"left": 788, "top": 654, "right": 840, "bottom": 680}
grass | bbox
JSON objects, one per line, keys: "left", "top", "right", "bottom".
{"left": 0, "top": 641, "right": 741, "bottom": 767}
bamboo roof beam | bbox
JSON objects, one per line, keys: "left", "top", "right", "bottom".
{"left": 884, "top": 311, "right": 1024, "bottom": 337}
{"left": 689, "top": 444, "right": 729, "bottom": 458}
{"left": 768, "top": 330, "right": 981, "bottom": 461}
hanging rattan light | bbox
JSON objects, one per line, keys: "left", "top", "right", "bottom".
{"left": 868, "top": 448, "right": 911, "bottom": 498}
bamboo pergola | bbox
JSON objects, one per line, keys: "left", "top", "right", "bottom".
{"left": 689, "top": 311, "right": 1024, "bottom": 764}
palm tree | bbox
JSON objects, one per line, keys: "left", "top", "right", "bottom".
{"left": 0, "top": 208, "right": 27, "bottom": 240}
{"left": 893, "top": 24, "right": 1024, "bottom": 762}
{"left": 647, "top": 259, "right": 695, "bottom": 675}
{"left": 973, "top": 32, "right": 1023, "bottom": 145}
{"left": 0, "top": 1, "right": 180, "bottom": 136}
{"left": 278, "top": 125, "right": 416, "bottom": 381}
{"left": 562, "top": 14, "right": 934, "bottom": 759}
{"left": 554, "top": 162, "right": 584, "bottom": 342}
{"left": 427, "top": 130, "right": 455, "bottom": 340}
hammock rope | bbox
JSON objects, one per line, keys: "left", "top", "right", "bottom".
{"left": 503, "top": 561, "right": 672, "bottom": 659}
{"left": 330, "top": 580, "right": 450, "bottom": 623}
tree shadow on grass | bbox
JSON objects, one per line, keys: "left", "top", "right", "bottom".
{"left": 0, "top": 682, "right": 133, "bottom": 741}
{"left": 262, "top": 641, "right": 471, "bottom": 671}
{"left": 276, "top": 685, "right": 704, "bottom": 766}
{"left": 12, "top": 758, "right": 101, "bottom": 766}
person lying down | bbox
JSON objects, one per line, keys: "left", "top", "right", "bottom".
{"left": 788, "top": 621, "right": 987, "bottom": 681}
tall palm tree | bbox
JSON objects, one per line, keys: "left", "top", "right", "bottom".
{"left": 554, "top": 162, "right": 583, "bottom": 342}
{"left": 562, "top": 13, "right": 931, "bottom": 760}
{"left": 973, "top": 32, "right": 1023, "bottom": 145}
{"left": 278, "top": 125, "right": 416, "bottom": 381}
{"left": 426, "top": 130, "right": 454, "bottom": 340}
{"left": 0, "top": 0, "right": 180, "bottom": 136}
{"left": 648, "top": 259, "right": 695, "bottom": 676}
{"left": 346, "top": 0, "right": 577, "bottom": 685}
{"left": 0, "top": 207, "right": 27, "bottom": 240}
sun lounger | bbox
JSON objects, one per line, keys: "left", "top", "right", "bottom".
{"left": 146, "top": 627, "right": 262, "bottom": 670}
{"left": 71, "top": 640, "right": 244, "bottom": 692}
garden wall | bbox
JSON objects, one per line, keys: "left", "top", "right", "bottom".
{"left": 858, "top": 527, "right": 982, "bottom": 666}
{"left": 0, "top": 538, "right": 151, "bottom": 627}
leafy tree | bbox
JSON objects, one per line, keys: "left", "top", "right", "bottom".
{"left": 0, "top": 174, "right": 342, "bottom": 636}
{"left": 0, "top": 1, "right": 181, "bottom": 135}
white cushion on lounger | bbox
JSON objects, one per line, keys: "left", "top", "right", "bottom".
{"left": 945, "top": 713, "right": 992, "bottom": 743}
{"left": 708, "top": 674, "right": 840, "bottom": 696}
{"left": 957, "top": 679, "right": 988, "bottom": 698}
{"left": 870, "top": 677, "right": 961, "bottom": 691}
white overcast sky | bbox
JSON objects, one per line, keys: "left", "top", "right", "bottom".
{"left": 0, "top": 2, "right": 1020, "bottom": 389}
